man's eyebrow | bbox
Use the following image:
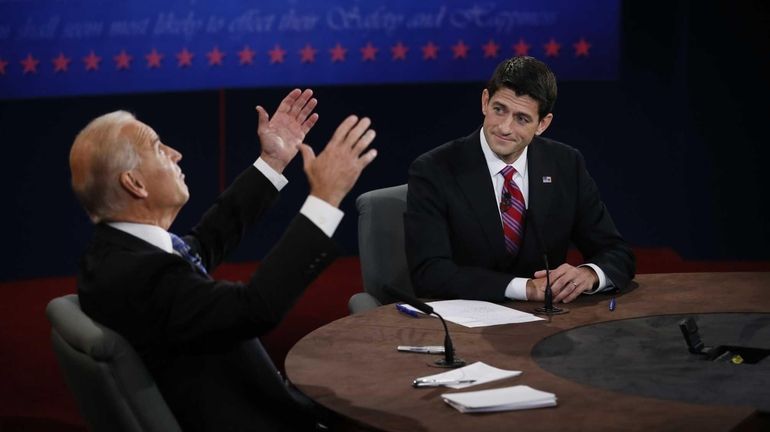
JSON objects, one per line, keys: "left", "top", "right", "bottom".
{"left": 492, "top": 101, "right": 533, "bottom": 119}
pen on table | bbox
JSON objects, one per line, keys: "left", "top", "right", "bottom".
{"left": 609, "top": 297, "right": 616, "bottom": 312}
{"left": 395, "top": 303, "right": 420, "bottom": 318}
{"left": 397, "top": 345, "right": 445, "bottom": 354}
{"left": 412, "top": 379, "right": 477, "bottom": 388}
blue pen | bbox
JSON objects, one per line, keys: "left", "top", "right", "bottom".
{"left": 395, "top": 303, "right": 420, "bottom": 318}
{"left": 609, "top": 297, "right": 616, "bottom": 312}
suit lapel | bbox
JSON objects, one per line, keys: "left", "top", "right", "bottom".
{"left": 451, "top": 131, "right": 509, "bottom": 265}
{"left": 521, "top": 137, "right": 555, "bottom": 263}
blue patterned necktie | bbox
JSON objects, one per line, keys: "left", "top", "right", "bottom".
{"left": 169, "top": 232, "right": 208, "bottom": 275}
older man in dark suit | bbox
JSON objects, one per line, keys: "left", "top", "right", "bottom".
{"left": 69, "top": 89, "right": 377, "bottom": 431}
{"left": 405, "top": 57, "right": 634, "bottom": 304}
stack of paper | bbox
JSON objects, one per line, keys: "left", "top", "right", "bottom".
{"left": 442, "top": 385, "right": 557, "bottom": 413}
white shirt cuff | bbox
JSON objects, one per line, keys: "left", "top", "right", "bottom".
{"left": 299, "top": 195, "right": 344, "bottom": 238}
{"left": 579, "top": 263, "right": 613, "bottom": 294}
{"left": 505, "top": 277, "right": 529, "bottom": 301}
{"left": 253, "top": 157, "right": 288, "bottom": 191}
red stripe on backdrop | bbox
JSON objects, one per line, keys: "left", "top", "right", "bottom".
{"left": 218, "top": 89, "right": 227, "bottom": 194}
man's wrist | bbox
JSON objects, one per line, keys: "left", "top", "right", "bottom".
{"left": 300, "top": 195, "right": 344, "bottom": 238}
{"left": 505, "top": 277, "right": 529, "bottom": 301}
{"left": 579, "top": 264, "right": 612, "bottom": 295}
{"left": 253, "top": 158, "right": 288, "bottom": 191}
{"left": 579, "top": 265, "right": 600, "bottom": 291}
{"left": 525, "top": 279, "right": 536, "bottom": 301}
{"left": 588, "top": 269, "right": 599, "bottom": 290}
{"left": 259, "top": 153, "right": 287, "bottom": 174}
{"left": 309, "top": 188, "right": 343, "bottom": 208}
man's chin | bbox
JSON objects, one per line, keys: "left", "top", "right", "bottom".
{"left": 492, "top": 143, "right": 521, "bottom": 157}
{"left": 179, "top": 182, "right": 189, "bottom": 197}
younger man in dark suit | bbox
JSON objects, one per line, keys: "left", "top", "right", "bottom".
{"left": 405, "top": 57, "right": 634, "bottom": 304}
{"left": 69, "top": 89, "right": 377, "bottom": 430}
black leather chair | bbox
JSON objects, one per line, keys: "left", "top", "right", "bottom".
{"left": 348, "top": 184, "right": 414, "bottom": 314}
{"left": 46, "top": 294, "right": 181, "bottom": 432}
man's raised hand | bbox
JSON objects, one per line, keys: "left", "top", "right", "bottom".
{"left": 256, "top": 88, "right": 319, "bottom": 173}
{"left": 298, "top": 115, "right": 377, "bottom": 207}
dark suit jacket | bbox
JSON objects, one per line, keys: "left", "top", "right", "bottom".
{"left": 78, "top": 167, "right": 339, "bottom": 431}
{"left": 405, "top": 129, "right": 635, "bottom": 301}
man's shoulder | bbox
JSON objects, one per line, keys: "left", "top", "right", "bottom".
{"left": 528, "top": 136, "right": 585, "bottom": 171}
{"left": 531, "top": 135, "right": 579, "bottom": 156}
{"left": 79, "top": 225, "right": 189, "bottom": 292}
{"left": 412, "top": 129, "right": 479, "bottom": 168}
{"left": 79, "top": 227, "right": 197, "bottom": 322}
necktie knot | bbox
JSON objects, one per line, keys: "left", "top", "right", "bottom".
{"left": 169, "top": 233, "right": 208, "bottom": 275}
{"left": 500, "top": 165, "right": 516, "bottom": 183}
{"left": 169, "top": 232, "right": 189, "bottom": 254}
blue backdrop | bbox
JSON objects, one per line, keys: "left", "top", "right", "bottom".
{"left": 0, "top": 0, "right": 619, "bottom": 99}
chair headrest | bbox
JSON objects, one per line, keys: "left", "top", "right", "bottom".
{"left": 356, "top": 184, "right": 407, "bottom": 214}
{"left": 46, "top": 294, "right": 123, "bottom": 360}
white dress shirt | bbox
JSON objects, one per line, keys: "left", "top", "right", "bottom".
{"left": 109, "top": 157, "right": 343, "bottom": 254}
{"left": 478, "top": 129, "right": 610, "bottom": 300}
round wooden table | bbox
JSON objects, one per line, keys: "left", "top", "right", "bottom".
{"left": 286, "top": 273, "right": 770, "bottom": 431}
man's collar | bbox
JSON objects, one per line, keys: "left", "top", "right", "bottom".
{"left": 479, "top": 128, "right": 528, "bottom": 178}
{"left": 106, "top": 221, "right": 173, "bottom": 253}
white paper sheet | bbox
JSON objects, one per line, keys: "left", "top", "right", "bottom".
{"left": 401, "top": 299, "right": 543, "bottom": 327}
{"left": 414, "top": 361, "right": 521, "bottom": 389}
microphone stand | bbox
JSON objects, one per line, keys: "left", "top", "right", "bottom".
{"left": 385, "top": 285, "right": 465, "bottom": 368}
{"left": 432, "top": 311, "right": 465, "bottom": 368}
{"left": 535, "top": 258, "right": 569, "bottom": 316}
{"left": 533, "top": 253, "right": 567, "bottom": 316}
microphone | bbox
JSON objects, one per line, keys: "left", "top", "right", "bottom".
{"left": 526, "top": 209, "right": 568, "bottom": 316}
{"left": 385, "top": 286, "right": 466, "bottom": 368}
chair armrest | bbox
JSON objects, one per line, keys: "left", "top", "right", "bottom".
{"left": 348, "top": 292, "right": 382, "bottom": 314}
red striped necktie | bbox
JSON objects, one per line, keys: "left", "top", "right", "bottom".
{"left": 499, "top": 165, "right": 525, "bottom": 256}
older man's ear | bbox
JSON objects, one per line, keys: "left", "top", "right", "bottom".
{"left": 120, "top": 171, "right": 148, "bottom": 199}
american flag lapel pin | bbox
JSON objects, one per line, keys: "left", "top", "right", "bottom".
{"left": 542, "top": 176, "right": 552, "bottom": 183}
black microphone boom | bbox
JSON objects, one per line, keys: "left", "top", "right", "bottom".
{"left": 384, "top": 285, "right": 466, "bottom": 368}
{"left": 527, "top": 209, "right": 568, "bottom": 316}
{"left": 541, "top": 251, "right": 554, "bottom": 311}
